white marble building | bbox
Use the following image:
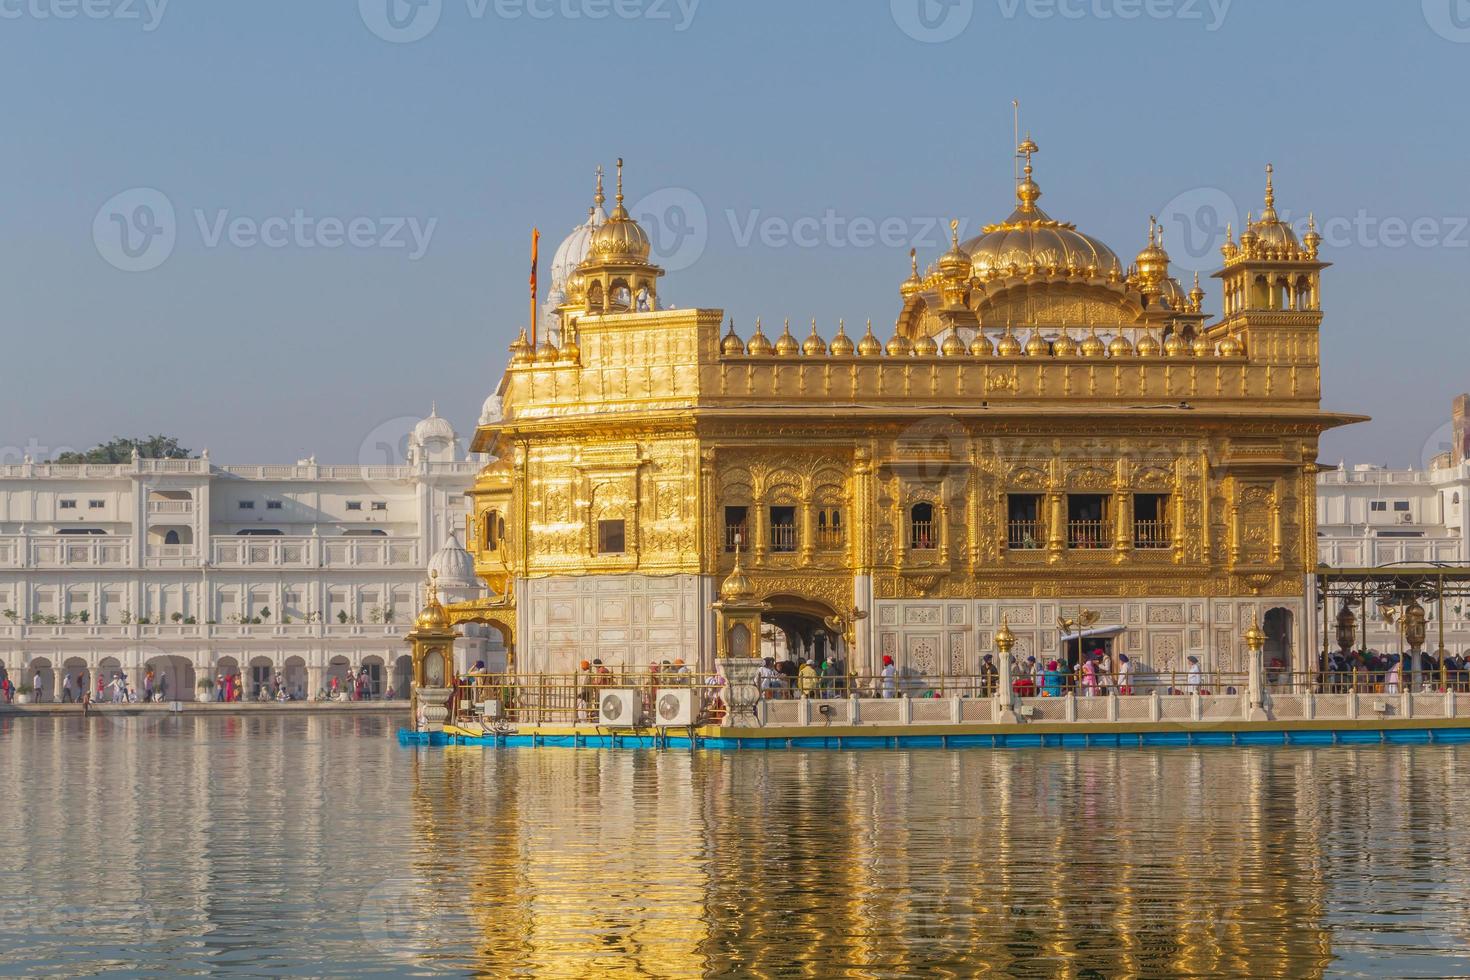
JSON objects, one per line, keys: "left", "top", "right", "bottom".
{"left": 0, "top": 410, "right": 501, "bottom": 702}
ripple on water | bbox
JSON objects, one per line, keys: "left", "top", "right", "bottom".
{"left": 2, "top": 720, "right": 1470, "bottom": 977}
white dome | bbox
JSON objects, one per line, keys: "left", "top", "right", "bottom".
{"left": 551, "top": 204, "right": 606, "bottom": 292}
{"left": 428, "top": 531, "right": 477, "bottom": 589}
{"left": 412, "top": 405, "right": 456, "bottom": 447}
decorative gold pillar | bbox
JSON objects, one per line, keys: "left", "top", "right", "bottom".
{"left": 405, "top": 573, "right": 460, "bottom": 732}
{"left": 995, "top": 618, "right": 1018, "bottom": 723}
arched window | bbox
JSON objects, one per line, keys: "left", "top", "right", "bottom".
{"left": 164, "top": 530, "right": 180, "bottom": 545}
{"left": 484, "top": 510, "right": 499, "bottom": 551}
{"left": 909, "top": 502, "right": 935, "bottom": 550}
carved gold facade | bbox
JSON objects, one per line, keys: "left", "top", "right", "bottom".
{"left": 458, "top": 149, "right": 1362, "bottom": 675}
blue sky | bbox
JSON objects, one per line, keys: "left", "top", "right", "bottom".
{"left": 1, "top": 0, "right": 1465, "bottom": 466}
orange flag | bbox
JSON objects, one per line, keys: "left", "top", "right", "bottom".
{"left": 529, "top": 227, "right": 540, "bottom": 346}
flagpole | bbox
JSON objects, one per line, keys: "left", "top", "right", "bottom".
{"left": 529, "top": 227, "right": 540, "bottom": 348}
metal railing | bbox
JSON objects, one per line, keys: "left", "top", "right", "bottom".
{"left": 909, "top": 520, "right": 936, "bottom": 551}
{"left": 769, "top": 524, "right": 797, "bottom": 553}
{"left": 1133, "top": 520, "right": 1172, "bottom": 550}
{"left": 1067, "top": 519, "right": 1110, "bottom": 549}
{"left": 1006, "top": 520, "right": 1044, "bottom": 550}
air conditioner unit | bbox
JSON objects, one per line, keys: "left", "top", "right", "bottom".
{"left": 598, "top": 689, "right": 639, "bottom": 727}
{"left": 654, "top": 688, "right": 695, "bottom": 727}
{"left": 1400, "top": 512, "right": 1413, "bottom": 524}
{"left": 1373, "top": 700, "right": 1390, "bottom": 714}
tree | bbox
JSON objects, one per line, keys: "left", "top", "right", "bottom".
{"left": 56, "top": 435, "right": 193, "bottom": 464}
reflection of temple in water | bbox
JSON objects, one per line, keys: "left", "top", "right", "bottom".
{"left": 402, "top": 746, "right": 1420, "bottom": 977}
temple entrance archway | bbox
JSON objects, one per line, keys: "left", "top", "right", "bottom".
{"left": 1264, "top": 607, "right": 1294, "bottom": 684}
{"left": 760, "top": 595, "right": 845, "bottom": 688}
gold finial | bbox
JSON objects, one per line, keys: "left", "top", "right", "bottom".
{"left": 1264, "top": 162, "right": 1275, "bottom": 211}
{"left": 950, "top": 218, "right": 960, "bottom": 247}
{"left": 995, "top": 616, "right": 1016, "bottom": 654}
{"left": 594, "top": 164, "right": 605, "bottom": 209}
{"left": 615, "top": 157, "right": 625, "bottom": 207}
{"left": 910, "top": 248, "right": 918, "bottom": 275}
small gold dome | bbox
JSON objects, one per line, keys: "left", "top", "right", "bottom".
{"left": 1025, "top": 329, "right": 1050, "bottom": 357}
{"left": 802, "top": 319, "right": 827, "bottom": 356}
{"left": 1193, "top": 334, "right": 1215, "bottom": 357}
{"left": 1135, "top": 330, "right": 1161, "bottom": 357}
{"left": 1163, "top": 331, "right": 1188, "bottom": 357}
{"left": 830, "top": 319, "right": 855, "bottom": 356}
{"left": 941, "top": 331, "right": 966, "bottom": 357}
{"left": 509, "top": 328, "right": 534, "bottom": 364}
{"left": 774, "top": 319, "right": 801, "bottom": 356}
{"left": 720, "top": 319, "right": 746, "bottom": 355}
{"left": 415, "top": 573, "right": 449, "bottom": 629}
{"left": 1134, "top": 219, "right": 1170, "bottom": 287}
{"left": 719, "top": 557, "right": 755, "bottom": 602}
{"left": 1218, "top": 334, "right": 1243, "bottom": 357}
{"left": 586, "top": 158, "right": 652, "bottom": 264}
{"left": 938, "top": 221, "right": 971, "bottom": 280}
{"left": 900, "top": 250, "right": 924, "bottom": 299}
{"left": 1052, "top": 329, "right": 1078, "bottom": 357}
{"left": 1188, "top": 272, "right": 1206, "bottom": 311}
{"left": 535, "top": 338, "right": 559, "bottom": 362}
{"left": 857, "top": 320, "right": 883, "bottom": 357}
{"left": 1079, "top": 327, "right": 1106, "bottom": 358}
{"left": 970, "top": 330, "right": 995, "bottom": 356}
{"left": 886, "top": 330, "right": 913, "bottom": 357}
{"left": 996, "top": 326, "right": 1023, "bottom": 357}
{"left": 913, "top": 333, "right": 938, "bottom": 356}
{"left": 557, "top": 333, "right": 580, "bottom": 362}
{"left": 1108, "top": 332, "right": 1135, "bottom": 358}
{"left": 747, "top": 319, "right": 775, "bottom": 356}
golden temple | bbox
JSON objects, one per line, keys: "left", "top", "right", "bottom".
{"left": 443, "top": 143, "right": 1362, "bottom": 682}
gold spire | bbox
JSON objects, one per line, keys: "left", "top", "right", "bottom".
{"left": 830, "top": 318, "right": 855, "bottom": 356}
{"left": 509, "top": 327, "right": 534, "bottom": 364}
{"left": 612, "top": 156, "right": 627, "bottom": 217}
{"left": 594, "top": 164, "right": 606, "bottom": 211}
{"left": 857, "top": 318, "right": 883, "bottom": 356}
{"left": 803, "top": 317, "right": 828, "bottom": 356}
{"left": 938, "top": 219, "right": 971, "bottom": 280}
{"left": 720, "top": 317, "right": 746, "bottom": 356}
{"left": 747, "top": 317, "right": 774, "bottom": 356}
{"left": 1016, "top": 133, "right": 1041, "bottom": 213}
{"left": 719, "top": 538, "right": 755, "bottom": 602}
{"left": 774, "top": 317, "right": 800, "bottom": 356}
{"left": 996, "top": 323, "right": 1023, "bottom": 357}
{"left": 415, "top": 570, "right": 449, "bottom": 629}
{"left": 900, "top": 247, "right": 924, "bottom": 298}
{"left": 1261, "top": 162, "right": 1276, "bottom": 222}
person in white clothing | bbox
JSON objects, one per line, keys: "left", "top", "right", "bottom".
{"left": 1185, "top": 656, "right": 1202, "bottom": 695}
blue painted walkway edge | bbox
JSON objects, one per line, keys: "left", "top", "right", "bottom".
{"left": 396, "top": 724, "right": 1470, "bottom": 751}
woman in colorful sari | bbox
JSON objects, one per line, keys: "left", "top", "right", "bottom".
{"left": 1081, "top": 656, "right": 1099, "bottom": 697}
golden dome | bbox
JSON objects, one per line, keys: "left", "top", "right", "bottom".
{"left": 719, "top": 554, "right": 755, "bottom": 602}
{"left": 938, "top": 221, "right": 971, "bottom": 280}
{"left": 857, "top": 320, "right": 883, "bottom": 356}
{"left": 747, "top": 319, "right": 775, "bottom": 356}
{"left": 1193, "top": 333, "right": 1215, "bottom": 357}
{"left": 886, "top": 330, "right": 913, "bottom": 356}
{"left": 558, "top": 333, "right": 580, "bottom": 362}
{"left": 900, "top": 249, "right": 924, "bottom": 299}
{"left": 509, "top": 328, "right": 534, "bottom": 364}
{"left": 1108, "top": 332, "right": 1135, "bottom": 358}
{"left": 996, "top": 326, "right": 1023, "bottom": 357}
{"left": 1025, "top": 329, "right": 1050, "bottom": 357}
{"left": 1080, "top": 326, "right": 1106, "bottom": 358}
{"left": 1188, "top": 272, "right": 1206, "bottom": 311}
{"left": 961, "top": 140, "right": 1120, "bottom": 281}
{"left": 415, "top": 573, "right": 450, "bottom": 630}
{"left": 1135, "top": 329, "right": 1161, "bottom": 357}
{"left": 970, "top": 330, "right": 995, "bottom": 356}
{"left": 774, "top": 319, "right": 800, "bottom": 356}
{"left": 913, "top": 332, "right": 939, "bottom": 356}
{"left": 586, "top": 158, "right": 652, "bottom": 264}
{"left": 720, "top": 319, "right": 746, "bottom": 355}
{"left": 941, "top": 331, "right": 966, "bottom": 357}
{"left": 1239, "top": 215, "right": 1259, "bottom": 250}
{"left": 1218, "top": 334, "right": 1243, "bottom": 357}
{"left": 1134, "top": 219, "right": 1170, "bottom": 285}
{"left": 830, "top": 319, "right": 855, "bottom": 356}
{"left": 1243, "top": 165, "right": 1302, "bottom": 254}
{"left": 1303, "top": 212, "right": 1322, "bottom": 257}
{"left": 1052, "top": 328, "right": 1078, "bottom": 357}
{"left": 535, "top": 338, "right": 559, "bottom": 362}
{"left": 1163, "top": 331, "right": 1188, "bottom": 357}
{"left": 802, "top": 319, "right": 827, "bottom": 356}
